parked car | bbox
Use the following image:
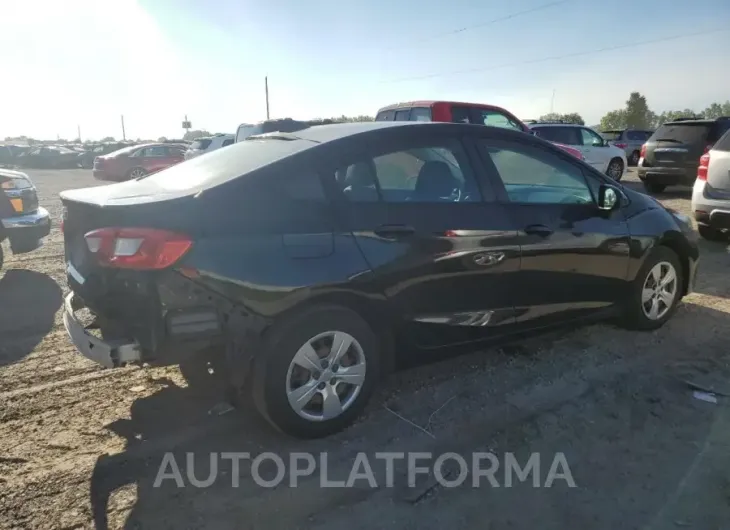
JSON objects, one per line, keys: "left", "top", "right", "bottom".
{"left": 638, "top": 117, "right": 730, "bottom": 193}
{"left": 375, "top": 101, "right": 586, "bottom": 161}
{"left": 184, "top": 134, "right": 235, "bottom": 160}
{"left": 77, "top": 142, "right": 131, "bottom": 169}
{"left": 0, "top": 145, "right": 30, "bottom": 168}
{"left": 61, "top": 121, "right": 698, "bottom": 438}
{"left": 235, "top": 119, "right": 335, "bottom": 143}
{"left": 529, "top": 123, "right": 627, "bottom": 180}
{"left": 92, "top": 143, "right": 185, "bottom": 181}
{"left": 601, "top": 129, "right": 654, "bottom": 166}
{"left": 16, "top": 145, "right": 80, "bottom": 169}
{"left": 0, "top": 168, "right": 51, "bottom": 269}
{"left": 691, "top": 129, "right": 730, "bottom": 241}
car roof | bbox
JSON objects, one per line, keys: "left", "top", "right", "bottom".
{"left": 376, "top": 100, "right": 511, "bottom": 112}
{"left": 663, "top": 119, "right": 714, "bottom": 126}
{"left": 257, "top": 120, "right": 450, "bottom": 143}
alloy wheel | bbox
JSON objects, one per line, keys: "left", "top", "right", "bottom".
{"left": 285, "top": 331, "right": 366, "bottom": 422}
{"left": 130, "top": 168, "right": 146, "bottom": 179}
{"left": 641, "top": 261, "right": 678, "bottom": 320}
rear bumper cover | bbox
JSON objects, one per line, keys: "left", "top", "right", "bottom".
{"left": 62, "top": 292, "right": 142, "bottom": 368}
{"left": 637, "top": 163, "right": 695, "bottom": 185}
{"left": 691, "top": 180, "right": 730, "bottom": 228}
{"left": 2, "top": 207, "right": 51, "bottom": 253}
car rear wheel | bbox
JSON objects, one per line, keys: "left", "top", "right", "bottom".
{"left": 252, "top": 305, "right": 380, "bottom": 438}
{"left": 606, "top": 158, "right": 624, "bottom": 181}
{"left": 622, "top": 246, "right": 682, "bottom": 331}
{"left": 128, "top": 167, "right": 147, "bottom": 179}
{"left": 698, "top": 224, "right": 726, "bottom": 242}
{"left": 643, "top": 181, "right": 666, "bottom": 194}
{"left": 629, "top": 150, "right": 640, "bottom": 166}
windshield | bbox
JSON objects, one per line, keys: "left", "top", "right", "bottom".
{"left": 650, "top": 123, "right": 710, "bottom": 144}
{"left": 236, "top": 124, "right": 263, "bottom": 142}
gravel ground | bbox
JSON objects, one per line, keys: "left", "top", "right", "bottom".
{"left": 2, "top": 168, "right": 730, "bottom": 529}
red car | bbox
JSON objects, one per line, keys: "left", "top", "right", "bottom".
{"left": 375, "top": 101, "right": 585, "bottom": 160}
{"left": 93, "top": 143, "right": 186, "bottom": 181}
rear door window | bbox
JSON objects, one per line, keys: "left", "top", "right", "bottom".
{"left": 650, "top": 123, "right": 710, "bottom": 144}
{"left": 409, "top": 107, "right": 432, "bottom": 122}
{"left": 451, "top": 106, "right": 471, "bottom": 124}
{"left": 532, "top": 126, "right": 581, "bottom": 145}
{"left": 394, "top": 109, "right": 411, "bottom": 121}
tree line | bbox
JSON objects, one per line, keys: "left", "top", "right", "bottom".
{"left": 537, "top": 93, "right": 730, "bottom": 131}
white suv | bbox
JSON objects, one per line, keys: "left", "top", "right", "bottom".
{"left": 184, "top": 134, "right": 235, "bottom": 160}
{"left": 691, "top": 129, "right": 730, "bottom": 241}
{"left": 529, "top": 123, "right": 627, "bottom": 180}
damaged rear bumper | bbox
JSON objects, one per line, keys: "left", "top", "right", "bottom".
{"left": 62, "top": 292, "right": 142, "bottom": 368}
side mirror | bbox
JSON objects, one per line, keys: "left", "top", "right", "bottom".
{"left": 598, "top": 185, "right": 620, "bottom": 211}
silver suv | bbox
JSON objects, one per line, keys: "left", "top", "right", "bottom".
{"left": 601, "top": 129, "right": 654, "bottom": 166}
{"left": 691, "top": 129, "right": 730, "bottom": 241}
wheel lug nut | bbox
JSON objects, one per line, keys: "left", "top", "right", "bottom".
{"left": 332, "top": 364, "right": 339, "bottom": 372}
{"left": 321, "top": 360, "right": 329, "bottom": 369}
{"left": 317, "top": 382, "right": 326, "bottom": 390}
{"left": 312, "top": 371, "right": 321, "bottom": 380}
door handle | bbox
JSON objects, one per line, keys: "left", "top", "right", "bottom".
{"left": 524, "top": 224, "right": 553, "bottom": 237}
{"left": 374, "top": 224, "right": 415, "bottom": 238}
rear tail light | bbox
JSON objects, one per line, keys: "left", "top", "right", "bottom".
{"left": 640, "top": 144, "right": 647, "bottom": 158}
{"left": 84, "top": 227, "right": 192, "bottom": 270}
{"left": 614, "top": 143, "right": 627, "bottom": 149}
{"left": 697, "top": 153, "right": 710, "bottom": 181}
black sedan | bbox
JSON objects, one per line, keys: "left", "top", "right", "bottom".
{"left": 60, "top": 121, "right": 699, "bottom": 438}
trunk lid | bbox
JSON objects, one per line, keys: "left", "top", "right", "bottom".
{"left": 644, "top": 122, "right": 711, "bottom": 170}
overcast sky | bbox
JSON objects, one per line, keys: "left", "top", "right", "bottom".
{"left": 2, "top": 0, "right": 729, "bottom": 140}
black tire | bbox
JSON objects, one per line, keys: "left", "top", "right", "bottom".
{"left": 629, "top": 150, "right": 640, "bottom": 166}
{"left": 606, "top": 158, "right": 624, "bottom": 181}
{"left": 643, "top": 181, "right": 666, "bottom": 194}
{"left": 698, "top": 224, "right": 726, "bottom": 242}
{"left": 622, "top": 246, "right": 683, "bottom": 331}
{"left": 251, "top": 305, "right": 381, "bottom": 438}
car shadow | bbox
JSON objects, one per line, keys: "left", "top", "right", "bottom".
{"left": 86, "top": 297, "right": 730, "bottom": 530}
{"left": 0, "top": 268, "right": 63, "bottom": 367}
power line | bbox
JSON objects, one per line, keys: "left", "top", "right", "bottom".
{"left": 386, "top": 27, "right": 730, "bottom": 83}
{"left": 387, "top": 0, "right": 571, "bottom": 49}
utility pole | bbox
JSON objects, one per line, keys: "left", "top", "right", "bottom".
{"left": 121, "top": 115, "right": 126, "bottom": 140}
{"left": 550, "top": 89, "right": 556, "bottom": 114}
{"left": 265, "top": 76, "right": 270, "bottom": 120}
{"left": 77, "top": 124, "right": 81, "bottom": 142}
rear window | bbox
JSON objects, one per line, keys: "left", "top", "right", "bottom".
{"left": 375, "top": 110, "right": 395, "bottom": 121}
{"left": 650, "top": 123, "right": 710, "bottom": 144}
{"left": 601, "top": 131, "right": 622, "bottom": 141}
{"left": 626, "top": 130, "right": 653, "bottom": 142}
{"left": 191, "top": 138, "right": 212, "bottom": 150}
{"left": 140, "top": 137, "right": 313, "bottom": 191}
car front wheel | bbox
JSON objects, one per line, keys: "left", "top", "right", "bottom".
{"left": 252, "top": 305, "right": 381, "bottom": 438}
{"left": 622, "top": 246, "right": 683, "bottom": 331}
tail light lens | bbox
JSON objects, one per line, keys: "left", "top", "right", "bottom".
{"left": 697, "top": 153, "right": 710, "bottom": 181}
{"left": 640, "top": 144, "right": 647, "bottom": 158}
{"left": 84, "top": 227, "right": 192, "bottom": 269}
{"left": 614, "top": 143, "right": 627, "bottom": 149}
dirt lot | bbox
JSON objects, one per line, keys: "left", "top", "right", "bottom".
{"left": 2, "top": 168, "right": 730, "bottom": 529}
